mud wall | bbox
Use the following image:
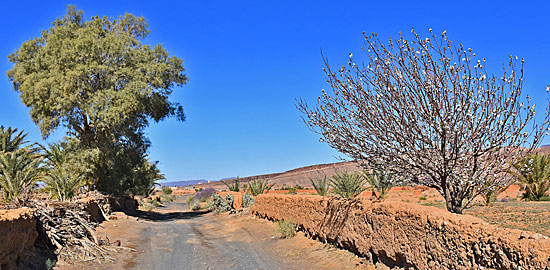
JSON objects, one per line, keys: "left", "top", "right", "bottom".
{"left": 251, "top": 194, "right": 550, "bottom": 269}
{"left": 0, "top": 208, "right": 38, "bottom": 270}
{"left": 218, "top": 191, "right": 243, "bottom": 210}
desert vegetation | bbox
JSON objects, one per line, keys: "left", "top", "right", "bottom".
{"left": 0, "top": 5, "right": 187, "bottom": 267}
{"left": 310, "top": 175, "right": 329, "bottom": 196}
{"left": 222, "top": 177, "right": 241, "bottom": 192}
{"left": 328, "top": 171, "right": 367, "bottom": 198}
{"left": 298, "top": 28, "right": 550, "bottom": 213}
{"left": 247, "top": 178, "right": 274, "bottom": 196}
{"left": 512, "top": 153, "right": 550, "bottom": 201}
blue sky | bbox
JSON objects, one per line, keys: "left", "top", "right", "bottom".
{"left": 1, "top": 0, "right": 549, "bottom": 181}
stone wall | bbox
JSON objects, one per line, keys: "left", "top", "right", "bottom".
{"left": 251, "top": 194, "right": 550, "bottom": 269}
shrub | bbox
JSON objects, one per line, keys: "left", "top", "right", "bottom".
{"left": 209, "top": 194, "right": 232, "bottom": 213}
{"left": 142, "top": 203, "right": 153, "bottom": 211}
{"left": 152, "top": 200, "right": 160, "bottom": 207}
{"left": 511, "top": 153, "right": 550, "bottom": 201}
{"left": 364, "top": 171, "right": 398, "bottom": 200}
{"left": 160, "top": 193, "right": 175, "bottom": 202}
{"left": 195, "top": 187, "right": 216, "bottom": 202}
{"left": 276, "top": 219, "right": 296, "bottom": 238}
{"left": 161, "top": 185, "right": 173, "bottom": 195}
{"left": 287, "top": 185, "right": 297, "bottom": 195}
{"left": 419, "top": 196, "right": 427, "bottom": 201}
{"left": 247, "top": 178, "right": 274, "bottom": 196}
{"left": 222, "top": 177, "right": 240, "bottom": 192}
{"left": 481, "top": 184, "right": 509, "bottom": 206}
{"left": 225, "top": 193, "right": 234, "bottom": 208}
{"left": 242, "top": 193, "right": 254, "bottom": 208}
{"left": 329, "top": 172, "right": 367, "bottom": 199}
{"left": 186, "top": 195, "right": 195, "bottom": 205}
{"left": 45, "top": 258, "right": 56, "bottom": 270}
{"left": 191, "top": 202, "right": 201, "bottom": 211}
{"left": 310, "top": 175, "right": 329, "bottom": 196}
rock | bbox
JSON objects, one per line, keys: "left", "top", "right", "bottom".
{"left": 520, "top": 232, "right": 530, "bottom": 240}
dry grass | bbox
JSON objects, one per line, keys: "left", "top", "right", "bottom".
{"left": 465, "top": 201, "right": 550, "bottom": 236}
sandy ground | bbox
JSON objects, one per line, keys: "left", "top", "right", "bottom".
{"left": 56, "top": 196, "right": 370, "bottom": 270}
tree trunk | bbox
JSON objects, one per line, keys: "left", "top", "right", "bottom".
{"left": 444, "top": 191, "right": 464, "bottom": 214}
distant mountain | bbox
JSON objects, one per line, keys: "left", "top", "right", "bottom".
{"left": 192, "top": 161, "right": 362, "bottom": 190}
{"left": 162, "top": 179, "right": 209, "bottom": 187}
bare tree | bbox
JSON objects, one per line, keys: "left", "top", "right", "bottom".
{"left": 297, "top": 28, "right": 550, "bottom": 213}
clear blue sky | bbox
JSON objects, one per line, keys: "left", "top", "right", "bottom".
{"left": 1, "top": 0, "right": 549, "bottom": 181}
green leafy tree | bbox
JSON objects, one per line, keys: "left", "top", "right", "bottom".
{"left": 329, "top": 172, "right": 367, "bottom": 199}
{"left": 512, "top": 153, "right": 550, "bottom": 201}
{"left": 7, "top": 6, "right": 186, "bottom": 196}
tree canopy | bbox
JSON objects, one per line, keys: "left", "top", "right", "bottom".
{"left": 7, "top": 6, "right": 185, "bottom": 195}
{"left": 298, "top": 29, "right": 550, "bottom": 213}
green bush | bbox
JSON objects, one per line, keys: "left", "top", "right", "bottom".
{"left": 364, "top": 171, "right": 398, "bottom": 199}
{"left": 512, "top": 153, "right": 550, "bottom": 201}
{"left": 45, "top": 258, "right": 56, "bottom": 270}
{"left": 152, "top": 200, "right": 160, "bottom": 207}
{"left": 419, "top": 196, "right": 427, "bottom": 201}
{"left": 242, "top": 193, "right": 254, "bottom": 208}
{"left": 160, "top": 193, "right": 175, "bottom": 202}
{"left": 222, "top": 177, "right": 241, "bottom": 192}
{"left": 276, "top": 219, "right": 296, "bottom": 238}
{"left": 329, "top": 172, "right": 367, "bottom": 199}
{"left": 161, "top": 185, "right": 173, "bottom": 195}
{"left": 209, "top": 194, "right": 232, "bottom": 213}
{"left": 310, "top": 175, "right": 329, "bottom": 196}
{"left": 142, "top": 203, "right": 153, "bottom": 211}
{"left": 248, "top": 178, "right": 274, "bottom": 196}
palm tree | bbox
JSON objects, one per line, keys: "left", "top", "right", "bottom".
{"left": 512, "top": 153, "right": 550, "bottom": 201}
{"left": 247, "top": 179, "right": 273, "bottom": 196}
{"left": 0, "top": 126, "right": 39, "bottom": 154}
{"left": 42, "top": 168, "right": 85, "bottom": 201}
{"left": 310, "top": 175, "right": 329, "bottom": 196}
{"left": 329, "top": 172, "right": 367, "bottom": 199}
{"left": 364, "top": 171, "right": 397, "bottom": 200}
{"left": 0, "top": 149, "right": 43, "bottom": 202}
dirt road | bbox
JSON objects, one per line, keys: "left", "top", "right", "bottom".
{"left": 60, "top": 196, "right": 368, "bottom": 270}
{"left": 132, "top": 197, "right": 287, "bottom": 270}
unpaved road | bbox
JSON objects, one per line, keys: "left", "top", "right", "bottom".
{"left": 133, "top": 197, "right": 287, "bottom": 270}
{"left": 60, "top": 196, "right": 368, "bottom": 270}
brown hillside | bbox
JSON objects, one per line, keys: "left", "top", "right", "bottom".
{"left": 189, "top": 161, "right": 363, "bottom": 190}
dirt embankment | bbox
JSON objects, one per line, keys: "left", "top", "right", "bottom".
{"left": 0, "top": 208, "right": 38, "bottom": 270}
{"left": 251, "top": 194, "right": 550, "bottom": 269}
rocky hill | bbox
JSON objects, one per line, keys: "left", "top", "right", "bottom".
{"left": 187, "top": 161, "right": 363, "bottom": 190}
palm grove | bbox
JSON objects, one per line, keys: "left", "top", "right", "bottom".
{"left": 1, "top": 6, "right": 185, "bottom": 202}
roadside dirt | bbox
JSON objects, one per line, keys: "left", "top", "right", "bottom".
{"left": 56, "top": 196, "right": 370, "bottom": 270}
